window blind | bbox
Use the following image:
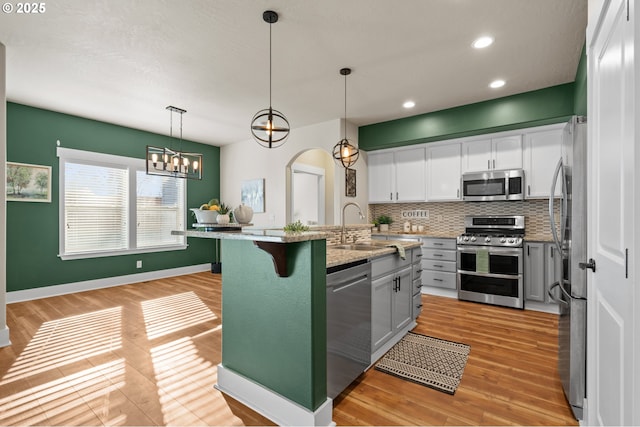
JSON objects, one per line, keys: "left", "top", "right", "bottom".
{"left": 58, "top": 147, "right": 187, "bottom": 259}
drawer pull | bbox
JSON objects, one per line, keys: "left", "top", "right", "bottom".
{"left": 416, "top": 283, "right": 422, "bottom": 289}
{"left": 416, "top": 269, "right": 423, "bottom": 273}
{"left": 432, "top": 254, "right": 444, "bottom": 257}
{"left": 433, "top": 242, "right": 444, "bottom": 246}
{"left": 433, "top": 264, "right": 443, "bottom": 268}
{"left": 433, "top": 278, "right": 444, "bottom": 282}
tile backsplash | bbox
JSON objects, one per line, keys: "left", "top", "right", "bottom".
{"left": 368, "top": 199, "right": 559, "bottom": 241}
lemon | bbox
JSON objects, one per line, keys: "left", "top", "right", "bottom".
{"left": 199, "top": 203, "right": 209, "bottom": 210}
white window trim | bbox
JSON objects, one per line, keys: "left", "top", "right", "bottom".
{"left": 57, "top": 147, "right": 188, "bottom": 260}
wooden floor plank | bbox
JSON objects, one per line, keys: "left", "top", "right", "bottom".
{"left": 1, "top": 272, "right": 577, "bottom": 426}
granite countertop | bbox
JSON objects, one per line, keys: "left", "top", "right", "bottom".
{"left": 372, "top": 231, "right": 459, "bottom": 239}
{"left": 326, "top": 239, "right": 421, "bottom": 268}
{"left": 172, "top": 228, "right": 328, "bottom": 243}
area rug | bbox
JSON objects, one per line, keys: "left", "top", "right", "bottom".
{"left": 375, "top": 332, "right": 470, "bottom": 394}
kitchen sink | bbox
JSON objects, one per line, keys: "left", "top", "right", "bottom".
{"left": 330, "top": 241, "right": 389, "bottom": 251}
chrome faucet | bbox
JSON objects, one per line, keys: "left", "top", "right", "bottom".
{"left": 341, "top": 202, "right": 365, "bottom": 244}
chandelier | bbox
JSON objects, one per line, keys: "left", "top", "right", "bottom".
{"left": 146, "top": 106, "right": 203, "bottom": 180}
{"left": 250, "top": 10, "right": 290, "bottom": 148}
{"left": 332, "top": 68, "right": 359, "bottom": 168}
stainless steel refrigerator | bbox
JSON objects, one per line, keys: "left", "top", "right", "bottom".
{"left": 549, "top": 116, "right": 587, "bottom": 421}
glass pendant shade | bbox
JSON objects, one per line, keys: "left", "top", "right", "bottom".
{"left": 333, "top": 138, "right": 359, "bottom": 168}
{"left": 146, "top": 106, "right": 203, "bottom": 180}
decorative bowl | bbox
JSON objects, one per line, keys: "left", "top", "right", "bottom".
{"left": 190, "top": 208, "right": 218, "bottom": 224}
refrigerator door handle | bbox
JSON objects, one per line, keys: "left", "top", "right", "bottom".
{"left": 549, "top": 158, "right": 564, "bottom": 256}
{"left": 548, "top": 282, "right": 569, "bottom": 306}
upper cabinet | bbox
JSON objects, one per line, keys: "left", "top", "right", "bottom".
{"left": 461, "top": 135, "right": 523, "bottom": 173}
{"left": 523, "top": 126, "right": 563, "bottom": 198}
{"left": 368, "top": 147, "right": 426, "bottom": 203}
{"left": 367, "top": 121, "right": 569, "bottom": 204}
{"left": 426, "top": 143, "right": 461, "bottom": 201}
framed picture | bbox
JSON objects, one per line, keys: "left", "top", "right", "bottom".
{"left": 241, "top": 178, "right": 265, "bottom": 213}
{"left": 6, "top": 162, "right": 52, "bottom": 203}
{"left": 346, "top": 168, "right": 356, "bottom": 197}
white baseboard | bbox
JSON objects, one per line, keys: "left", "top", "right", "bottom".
{"left": 0, "top": 326, "right": 11, "bottom": 348}
{"left": 7, "top": 264, "right": 211, "bottom": 304}
{"left": 215, "top": 364, "right": 334, "bottom": 427}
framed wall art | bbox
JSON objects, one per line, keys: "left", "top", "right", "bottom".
{"left": 6, "top": 162, "right": 52, "bottom": 203}
{"left": 346, "top": 168, "right": 356, "bottom": 197}
{"left": 241, "top": 178, "right": 265, "bottom": 213}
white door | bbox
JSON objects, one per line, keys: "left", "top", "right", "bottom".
{"left": 587, "top": 0, "right": 637, "bottom": 424}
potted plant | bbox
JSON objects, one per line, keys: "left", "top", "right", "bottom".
{"left": 216, "top": 202, "right": 231, "bottom": 224}
{"left": 376, "top": 215, "right": 393, "bottom": 232}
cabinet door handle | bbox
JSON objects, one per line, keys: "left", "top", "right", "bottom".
{"left": 550, "top": 247, "right": 554, "bottom": 258}
{"left": 398, "top": 276, "right": 401, "bottom": 291}
{"left": 528, "top": 184, "right": 531, "bottom": 195}
{"left": 487, "top": 160, "right": 490, "bottom": 170}
{"left": 396, "top": 192, "right": 399, "bottom": 200}
{"left": 493, "top": 159, "right": 495, "bottom": 169}
{"left": 527, "top": 246, "right": 530, "bottom": 256}
{"left": 457, "top": 189, "right": 460, "bottom": 198}
{"left": 390, "top": 192, "right": 393, "bottom": 201}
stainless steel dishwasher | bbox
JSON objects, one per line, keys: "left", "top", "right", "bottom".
{"left": 326, "top": 259, "right": 371, "bottom": 399}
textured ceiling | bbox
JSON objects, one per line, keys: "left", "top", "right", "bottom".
{"left": 0, "top": 0, "right": 587, "bottom": 146}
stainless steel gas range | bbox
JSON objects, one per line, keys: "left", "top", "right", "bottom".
{"left": 456, "top": 215, "right": 524, "bottom": 309}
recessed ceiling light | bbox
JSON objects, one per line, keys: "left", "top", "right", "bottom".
{"left": 489, "top": 79, "right": 505, "bottom": 89}
{"left": 472, "top": 36, "right": 494, "bottom": 49}
{"left": 403, "top": 100, "right": 415, "bottom": 109}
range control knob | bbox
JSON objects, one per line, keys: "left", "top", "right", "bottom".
{"left": 485, "top": 237, "right": 491, "bottom": 243}
{"left": 500, "top": 237, "right": 507, "bottom": 243}
{"left": 508, "top": 239, "right": 514, "bottom": 244}
{"left": 470, "top": 236, "right": 477, "bottom": 242}
{"left": 463, "top": 236, "right": 469, "bottom": 242}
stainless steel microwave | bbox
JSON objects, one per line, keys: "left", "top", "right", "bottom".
{"left": 461, "top": 169, "right": 525, "bottom": 201}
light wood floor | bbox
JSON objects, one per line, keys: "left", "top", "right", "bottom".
{"left": 0, "top": 272, "right": 578, "bottom": 426}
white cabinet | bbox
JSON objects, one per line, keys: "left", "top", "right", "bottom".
{"left": 523, "top": 126, "right": 563, "bottom": 198}
{"left": 427, "top": 143, "right": 461, "bottom": 201}
{"left": 368, "top": 147, "right": 425, "bottom": 203}
{"left": 462, "top": 135, "right": 523, "bottom": 173}
{"left": 368, "top": 151, "right": 395, "bottom": 203}
{"left": 524, "top": 242, "right": 560, "bottom": 304}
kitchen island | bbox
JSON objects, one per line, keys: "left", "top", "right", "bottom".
{"left": 173, "top": 228, "right": 420, "bottom": 426}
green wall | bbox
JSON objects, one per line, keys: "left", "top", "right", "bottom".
{"left": 573, "top": 45, "right": 587, "bottom": 117}
{"left": 221, "top": 239, "right": 327, "bottom": 411}
{"left": 6, "top": 102, "right": 221, "bottom": 292}
{"left": 358, "top": 83, "right": 576, "bottom": 151}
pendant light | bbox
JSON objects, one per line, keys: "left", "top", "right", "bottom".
{"left": 251, "top": 10, "right": 290, "bottom": 148}
{"left": 332, "top": 67, "right": 359, "bottom": 168}
{"left": 146, "top": 106, "right": 203, "bottom": 180}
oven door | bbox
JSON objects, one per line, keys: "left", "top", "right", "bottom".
{"left": 457, "top": 245, "right": 524, "bottom": 309}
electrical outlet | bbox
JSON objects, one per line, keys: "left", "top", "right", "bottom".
{"left": 136, "top": 260, "right": 142, "bottom": 269}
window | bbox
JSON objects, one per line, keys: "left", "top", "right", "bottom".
{"left": 58, "top": 148, "right": 186, "bottom": 260}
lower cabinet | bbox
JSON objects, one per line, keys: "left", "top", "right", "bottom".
{"left": 421, "top": 237, "right": 457, "bottom": 290}
{"left": 524, "top": 242, "right": 560, "bottom": 304}
{"left": 371, "top": 249, "right": 414, "bottom": 357}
